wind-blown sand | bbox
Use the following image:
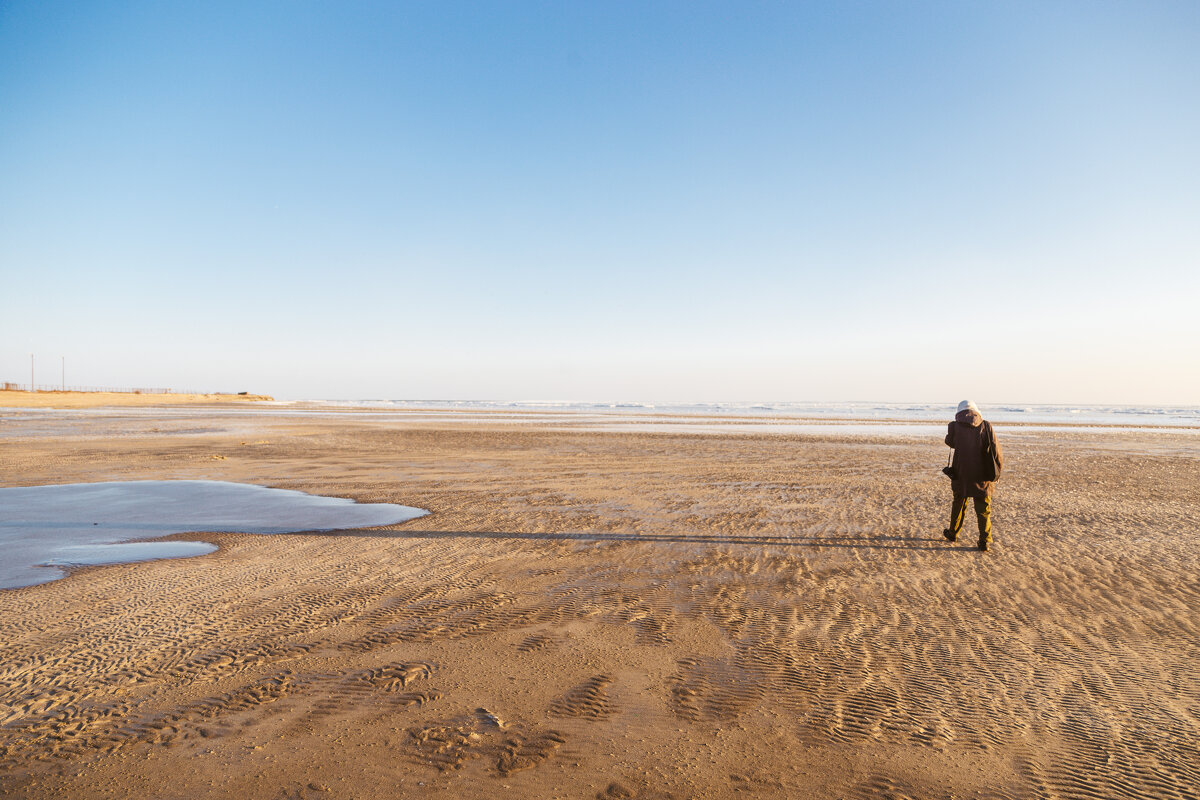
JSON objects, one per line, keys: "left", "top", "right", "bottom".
{"left": 0, "top": 389, "right": 273, "bottom": 408}
{"left": 0, "top": 409, "right": 1197, "bottom": 799}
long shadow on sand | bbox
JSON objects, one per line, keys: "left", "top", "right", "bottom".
{"left": 309, "top": 528, "right": 963, "bottom": 551}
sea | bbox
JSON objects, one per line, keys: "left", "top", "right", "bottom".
{"left": 303, "top": 400, "right": 1200, "bottom": 428}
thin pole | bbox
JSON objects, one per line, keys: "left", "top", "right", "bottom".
{"left": 30, "top": 353, "right": 34, "bottom": 392}
{"left": 62, "top": 356, "right": 65, "bottom": 391}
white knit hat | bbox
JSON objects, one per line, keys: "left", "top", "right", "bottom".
{"left": 957, "top": 400, "right": 980, "bottom": 414}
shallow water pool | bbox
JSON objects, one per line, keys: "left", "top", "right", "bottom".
{"left": 0, "top": 480, "right": 428, "bottom": 589}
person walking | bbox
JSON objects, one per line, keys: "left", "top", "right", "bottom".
{"left": 943, "top": 400, "right": 1003, "bottom": 551}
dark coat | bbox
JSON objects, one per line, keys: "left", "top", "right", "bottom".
{"left": 945, "top": 409, "right": 1003, "bottom": 499}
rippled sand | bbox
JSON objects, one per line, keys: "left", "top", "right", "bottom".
{"left": 1, "top": 410, "right": 1197, "bottom": 799}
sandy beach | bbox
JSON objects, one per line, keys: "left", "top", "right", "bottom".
{"left": 0, "top": 390, "right": 274, "bottom": 409}
{"left": 1, "top": 407, "right": 1197, "bottom": 799}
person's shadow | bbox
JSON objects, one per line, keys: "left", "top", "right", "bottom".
{"left": 312, "top": 527, "right": 954, "bottom": 551}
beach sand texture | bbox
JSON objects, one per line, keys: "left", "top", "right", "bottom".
{"left": 0, "top": 390, "right": 273, "bottom": 408}
{"left": 0, "top": 411, "right": 1197, "bottom": 799}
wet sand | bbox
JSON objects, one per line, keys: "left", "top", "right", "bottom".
{"left": 1, "top": 410, "right": 1197, "bottom": 799}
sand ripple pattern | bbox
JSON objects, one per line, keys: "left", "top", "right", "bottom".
{"left": 0, "top": 662, "right": 436, "bottom": 767}
{"left": 2, "top": 418, "right": 1199, "bottom": 798}
{"left": 550, "top": 675, "right": 616, "bottom": 719}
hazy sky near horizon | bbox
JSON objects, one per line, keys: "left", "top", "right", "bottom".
{"left": 2, "top": 2, "right": 1197, "bottom": 403}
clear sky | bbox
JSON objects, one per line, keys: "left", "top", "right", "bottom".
{"left": 2, "top": 1, "right": 1197, "bottom": 403}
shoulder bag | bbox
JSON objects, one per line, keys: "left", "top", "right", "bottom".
{"left": 980, "top": 421, "right": 1002, "bottom": 482}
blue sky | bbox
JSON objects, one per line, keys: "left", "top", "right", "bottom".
{"left": 2, "top": 1, "right": 1197, "bottom": 402}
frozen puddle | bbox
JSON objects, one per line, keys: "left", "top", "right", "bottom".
{"left": 0, "top": 480, "right": 428, "bottom": 589}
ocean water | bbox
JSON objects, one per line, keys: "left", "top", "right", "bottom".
{"left": 0, "top": 480, "right": 427, "bottom": 590}
{"left": 306, "top": 400, "right": 1200, "bottom": 428}
{"left": 4, "top": 400, "right": 1196, "bottom": 429}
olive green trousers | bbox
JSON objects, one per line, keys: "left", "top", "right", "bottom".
{"left": 950, "top": 492, "right": 992, "bottom": 543}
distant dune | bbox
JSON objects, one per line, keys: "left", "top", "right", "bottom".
{"left": 0, "top": 389, "right": 273, "bottom": 408}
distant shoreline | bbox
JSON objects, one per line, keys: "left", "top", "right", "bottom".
{"left": 0, "top": 389, "right": 274, "bottom": 408}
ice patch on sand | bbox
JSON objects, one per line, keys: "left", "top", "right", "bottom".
{"left": 0, "top": 480, "right": 428, "bottom": 589}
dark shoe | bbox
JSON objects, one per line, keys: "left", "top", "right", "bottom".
{"left": 942, "top": 528, "right": 957, "bottom": 542}
{"left": 977, "top": 539, "right": 990, "bottom": 552}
